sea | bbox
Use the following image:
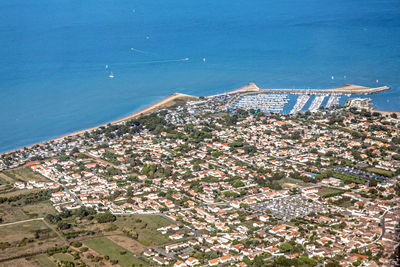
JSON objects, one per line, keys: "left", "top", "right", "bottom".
{"left": 0, "top": 0, "right": 399, "bottom": 153}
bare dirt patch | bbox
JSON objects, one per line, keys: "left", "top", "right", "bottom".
{"left": 0, "top": 173, "right": 14, "bottom": 183}
{"left": 107, "top": 234, "right": 147, "bottom": 254}
{"left": 0, "top": 220, "right": 64, "bottom": 261}
{"left": 0, "top": 203, "right": 30, "bottom": 223}
{"left": 1, "top": 257, "right": 42, "bottom": 267}
{"left": 0, "top": 237, "right": 64, "bottom": 262}
{"left": 282, "top": 183, "right": 300, "bottom": 189}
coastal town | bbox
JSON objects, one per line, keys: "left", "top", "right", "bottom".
{"left": 0, "top": 88, "right": 399, "bottom": 267}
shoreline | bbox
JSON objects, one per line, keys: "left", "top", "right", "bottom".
{"left": 0, "top": 92, "right": 197, "bottom": 157}
{"left": 0, "top": 83, "right": 397, "bottom": 157}
{"left": 371, "top": 109, "right": 400, "bottom": 116}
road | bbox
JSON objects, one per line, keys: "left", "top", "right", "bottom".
{"left": 157, "top": 213, "right": 201, "bottom": 238}
{"left": 61, "top": 183, "right": 82, "bottom": 205}
{"left": 153, "top": 246, "right": 176, "bottom": 259}
{"left": 378, "top": 208, "right": 390, "bottom": 241}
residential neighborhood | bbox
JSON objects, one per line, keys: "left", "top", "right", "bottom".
{"left": 0, "top": 95, "right": 399, "bottom": 266}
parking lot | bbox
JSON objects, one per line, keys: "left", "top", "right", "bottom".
{"left": 335, "top": 166, "right": 387, "bottom": 182}
{"left": 251, "top": 195, "right": 327, "bottom": 221}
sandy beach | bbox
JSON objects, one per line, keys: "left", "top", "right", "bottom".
{"left": 0, "top": 93, "right": 197, "bottom": 156}
{"left": 1, "top": 85, "right": 397, "bottom": 157}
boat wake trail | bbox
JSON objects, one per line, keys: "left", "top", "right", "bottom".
{"left": 130, "top": 47, "right": 157, "bottom": 56}
{"left": 119, "top": 58, "right": 190, "bottom": 66}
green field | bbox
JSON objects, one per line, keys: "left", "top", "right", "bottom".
{"left": 3, "top": 166, "right": 49, "bottom": 182}
{"left": 366, "top": 167, "right": 393, "bottom": 178}
{"left": 22, "top": 201, "right": 57, "bottom": 218}
{"left": 0, "top": 173, "right": 14, "bottom": 184}
{"left": 0, "top": 219, "right": 51, "bottom": 242}
{"left": 114, "top": 215, "right": 172, "bottom": 246}
{"left": 0, "top": 200, "right": 56, "bottom": 223}
{"left": 53, "top": 253, "right": 74, "bottom": 262}
{"left": 84, "top": 237, "right": 148, "bottom": 267}
{"left": 36, "top": 254, "right": 57, "bottom": 267}
{"left": 317, "top": 186, "right": 345, "bottom": 198}
{"left": 331, "top": 171, "right": 366, "bottom": 184}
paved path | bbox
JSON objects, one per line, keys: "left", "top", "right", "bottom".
{"left": 0, "top": 217, "right": 44, "bottom": 227}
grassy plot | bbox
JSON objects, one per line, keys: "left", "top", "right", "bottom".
{"left": 317, "top": 187, "right": 345, "bottom": 198}
{"left": 114, "top": 215, "right": 172, "bottom": 246}
{"left": 36, "top": 254, "right": 57, "bottom": 267}
{"left": 3, "top": 166, "right": 49, "bottom": 182}
{"left": 331, "top": 171, "right": 366, "bottom": 184}
{"left": 84, "top": 237, "right": 148, "bottom": 267}
{"left": 0, "top": 188, "right": 41, "bottom": 198}
{"left": 22, "top": 201, "right": 57, "bottom": 218}
{"left": 0, "top": 173, "right": 14, "bottom": 184}
{"left": 0, "top": 200, "right": 55, "bottom": 223}
{"left": 0, "top": 219, "right": 50, "bottom": 242}
{"left": 52, "top": 253, "right": 74, "bottom": 262}
{"left": 366, "top": 167, "right": 393, "bottom": 177}
{"left": 0, "top": 219, "right": 64, "bottom": 261}
{"left": 0, "top": 203, "right": 30, "bottom": 223}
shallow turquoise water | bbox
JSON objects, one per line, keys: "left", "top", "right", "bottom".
{"left": 0, "top": 0, "right": 399, "bottom": 153}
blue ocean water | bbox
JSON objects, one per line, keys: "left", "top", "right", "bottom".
{"left": 0, "top": 0, "right": 399, "bottom": 153}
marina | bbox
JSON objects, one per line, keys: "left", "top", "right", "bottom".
{"left": 290, "top": 95, "right": 310, "bottom": 114}
{"left": 231, "top": 90, "right": 349, "bottom": 115}
{"left": 326, "top": 95, "right": 342, "bottom": 109}
{"left": 233, "top": 93, "right": 289, "bottom": 113}
{"left": 308, "top": 95, "right": 326, "bottom": 112}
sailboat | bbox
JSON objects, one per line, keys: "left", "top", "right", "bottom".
{"left": 109, "top": 72, "right": 114, "bottom": 79}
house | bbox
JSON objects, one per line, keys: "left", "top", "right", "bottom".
{"left": 208, "top": 258, "right": 219, "bottom": 266}
{"left": 153, "top": 256, "right": 169, "bottom": 265}
{"left": 174, "top": 261, "right": 187, "bottom": 267}
{"left": 169, "top": 233, "right": 184, "bottom": 240}
{"left": 260, "top": 214, "right": 269, "bottom": 222}
{"left": 185, "top": 257, "right": 200, "bottom": 266}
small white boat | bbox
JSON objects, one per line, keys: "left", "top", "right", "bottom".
{"left": 105, "top": 65, "right": 109, "bottom": 70}
{"left": 109, "top": 72, "right": 114, "bottom": 79}
{"left": 203, "top": 58, "right": 206, "bottom": 62}
{"left": 331, "top": 75, "right": 334, "bottom": 80}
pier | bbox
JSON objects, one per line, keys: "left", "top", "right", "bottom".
{"left": 290, "top": 95, "right": 310, "bottom": 114}
{"left": 308, "top": 95, "right": 326, "bottom": 112}
{"left": 326, "top": 95, "right": 341, "bottom": 109}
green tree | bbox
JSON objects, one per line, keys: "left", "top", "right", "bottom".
{"left": 96, "top": 211, "right": 116, "bottom": 223}
{"left": 232, "top": 180, "right": 244, "bottom": 188}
